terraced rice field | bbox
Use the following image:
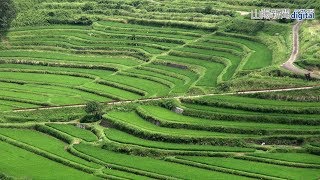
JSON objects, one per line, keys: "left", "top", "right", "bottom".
{"left": 0, "top": 92, "right": 319, "bottom": 179}
{"left": 1, "top": 0, "right": 320, "bottom": 179}
{"left": 0, "top": 1, "right": 281, "bottom": 110}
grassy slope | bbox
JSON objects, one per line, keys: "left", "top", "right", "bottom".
{"left": 297, "top": 20, "right": 320, "bottom": 70}
{"left": 179, "top": 156, "right": 320, "bottom": 179}
{"left": 248, "top": 153, "right": 320, "bottom": 165}
{"left": 139, "top": 105, "right": 320, "bottom": 131}
{"left": 0, "top": 128, "right": 100, "bottom": 168}
{"left": 47, "top": 124, "right": 98, "bottom": 142}
{"left": 106, "top": 111, "right": 258, "bottom": 138}
{"left": 0, "top": 141, "right": 98, "bottom": 180}
{"left": 75, "top": 143, "right": 248, "bottom": 180}
{"left": 104, "top": 127, "right": 254, "bottom": 152}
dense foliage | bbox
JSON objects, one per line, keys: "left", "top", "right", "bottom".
{"left": 81, "top": 101, "right": 103, "bottom": 123}
{"left": 0, "top": 0, "right": 16, "bottom": 30}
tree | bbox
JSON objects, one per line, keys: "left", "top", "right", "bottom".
{"left": 0, "top": 0, "right": 16, "bottom": 30}
{"left": 84, "top": 101, "right": 103, "bottom": 117}
{"left": 81, "top": 101, "right": 103, "bottom": 123}
{"left": 82, "top": 3, "right": 94, "bottom": 12}
{"left": 203, "top": 5, "right": 213, "bottom": 14}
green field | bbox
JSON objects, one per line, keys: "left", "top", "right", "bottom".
{"left": 0, "top": 0, "right": 319, "bottom": 179}
{"left": 0, "top": 0, "right": 308, "bottom": 109}
{"left": 0, "top": 91, "right": 319, "bottom": 179}
{"left": 47, "top": 124, "right": 98, "bottom": 142}
{"left": 178, "top": 156, "right": 320, "bottom": 179}
{"left": 0, "top": 141, "right": 99, "bottom": 180}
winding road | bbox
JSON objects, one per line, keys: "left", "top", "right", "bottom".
{"left": 281, "top": 21, "right": 320, "bottom": 79}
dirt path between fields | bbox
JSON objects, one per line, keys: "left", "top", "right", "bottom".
{"left": 281, "top": 21, "right": 320, "bottom": 79}
{"left": 12, "top": 85, "right": 319, "bottom": 112}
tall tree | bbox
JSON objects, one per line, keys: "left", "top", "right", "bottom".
{"left": 0, "top": 0, "right": 16, "bottom": 30}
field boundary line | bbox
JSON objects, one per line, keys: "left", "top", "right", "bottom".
{"left": 11, "top": 85, "right": 320, "bottom": 112}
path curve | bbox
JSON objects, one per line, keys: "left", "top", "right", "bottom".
{"left": 12, "top": 85, "right": 319, "bottom": 112}
{"left": 282, "top": 21, "right": 320, "bottom": 79}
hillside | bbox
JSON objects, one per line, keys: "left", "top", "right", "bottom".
{"left": 0, "top": 0, "right": 319, "bottom": 179}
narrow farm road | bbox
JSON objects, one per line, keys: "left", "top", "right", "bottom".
{"left": 282, "top": 21, "right": 320, "bottom": 79}
{"left": 12, "top": 85, "right": 319, "bottom": 112}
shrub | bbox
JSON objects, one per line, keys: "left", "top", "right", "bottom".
{"left": 202, "top": 5, "right": 213, "bottom": 14}
{"left": 82, "top": 3, "right": 94, "bottom": 12}
{"left": 80, "top": 101, "right": 103, "bottom": 123}
{"left": 217, "top": 82, "right": 231, "bottom": 92}
{"left": 80, "top": 115, "right": 100, "bottom": 123}
{"left": 0, "top": 0, "right": 16, "bottom": 30}
{"left": 48, "top": 16, "right": 93, "bottom": 26}
{"left": 75, "top": 16, "right": 93, "bottom": 25}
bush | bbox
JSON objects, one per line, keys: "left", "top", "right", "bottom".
{"left": 0, "top": 0, "right": 16, "bottom": 30}
{"left": 217, "top": 82, "right": 231, "bottom": 92}
{"left": 84, "top": 101, "right": 103, "bottom": 115}
{"left": 48, "top": 16, "right": 93, "bottom": 26}
{"left": 82, "top": 3, "right": 94, "bottom": 12}
{"left": 75, "top": 16, "right": 93, "bottom": 25}
{"left": 80, "top": 115, "right": 101, "bottom": 123}
{"left": 80, "top": 101, "right": 103, "bottom": 123}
